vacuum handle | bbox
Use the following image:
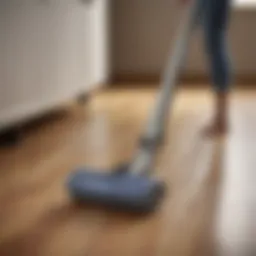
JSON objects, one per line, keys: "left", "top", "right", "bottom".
{"left": 142, "top": 0, "right": 199, "bottom": 143}
{"left": 129, "top": 0, "right": 200, "bottom": 175}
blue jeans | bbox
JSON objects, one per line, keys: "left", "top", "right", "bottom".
{"left": 197, "top": 0, "right": 231, "bottom": 92}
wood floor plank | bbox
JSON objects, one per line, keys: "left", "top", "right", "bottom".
{"left": 0, "top": 87, "right": 255, "bottom": 256}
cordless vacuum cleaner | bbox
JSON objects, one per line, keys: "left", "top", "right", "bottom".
{"left": 67, "top": 0, "right": 200, "bottom": 212}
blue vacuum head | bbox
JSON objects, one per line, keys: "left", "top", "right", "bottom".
{"left": 67, "top": 166, "right": 165, "bottom": 212}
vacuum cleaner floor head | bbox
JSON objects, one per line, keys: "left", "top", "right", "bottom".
{"left": 67, "top": 168, "right": 165, "bottom": 212}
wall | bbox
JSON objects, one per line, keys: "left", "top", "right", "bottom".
{"left": 111, "top": 0, "right": 256, "bottom": 78}
{"left": 0, "top": 0, "right": 109, "bottom": 130}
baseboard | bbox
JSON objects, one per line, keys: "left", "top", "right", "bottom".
{"left": 110, "top": 73, "right": 256, "bottom": 88}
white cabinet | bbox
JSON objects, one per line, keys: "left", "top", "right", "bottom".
{"left": 0, "top": 0, "right": 109, "bottom": 131}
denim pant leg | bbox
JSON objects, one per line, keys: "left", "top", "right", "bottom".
{"left": 199, "top": 0, "right": 232, "bottom": 92}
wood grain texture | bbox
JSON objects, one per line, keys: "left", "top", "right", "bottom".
{"left": 0, "top": 87, "right": 255, "bottom": 256}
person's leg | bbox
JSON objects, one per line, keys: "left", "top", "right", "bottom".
{"left": 203, "top": 0, "right": 232, "bottom": 135}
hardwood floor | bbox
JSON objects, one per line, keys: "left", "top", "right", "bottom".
{"left": 0, "top": 87, "right": 255, "bottom": 256}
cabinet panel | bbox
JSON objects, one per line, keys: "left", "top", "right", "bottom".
{"left": 0, "top": 0, "right": 108, "bottom": 130}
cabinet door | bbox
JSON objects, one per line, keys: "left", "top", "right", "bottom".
{"left": 49, "top": 0, "right": 95, "bottom": 100}
{"left": 0, "top": 0, "right": 96, "bottom": 129}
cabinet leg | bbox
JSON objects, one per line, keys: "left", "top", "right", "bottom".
{"left": 77, "top": 92, "right": 90, "bottom": 105}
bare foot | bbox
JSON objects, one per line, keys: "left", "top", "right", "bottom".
{"left": 203, "top": 120, "right": 228, "bottom": 137}
{"left": 203, "top": 91, "right": 229, "bottom": 137}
